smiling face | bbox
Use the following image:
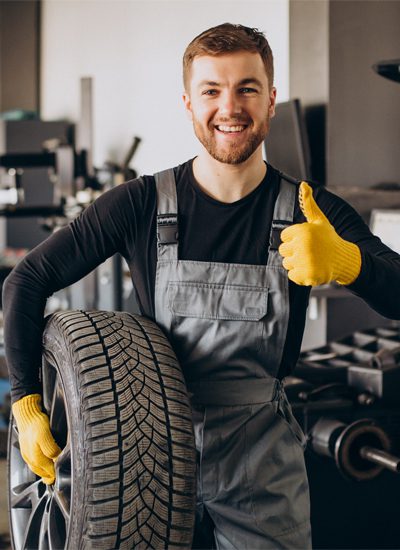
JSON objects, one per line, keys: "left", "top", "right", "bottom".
{"left": 183, "top": 51, "right": 277, "bottom": 165}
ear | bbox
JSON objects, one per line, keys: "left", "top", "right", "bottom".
{"left": 182, "top": 92, "right": 193, "bottom": 121}
{"left": 268, "top": 87, "right": 277, "bottom": 118}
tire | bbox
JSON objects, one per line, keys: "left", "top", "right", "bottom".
{"left": 8, "top": 310, "right": 196, "bottom": 549}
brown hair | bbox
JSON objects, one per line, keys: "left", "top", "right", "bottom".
{"left": 183, "top": 22, "right": 274, "bottom": 91}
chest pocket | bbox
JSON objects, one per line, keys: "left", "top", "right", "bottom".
{"left": 167, "top": 281, "right": 269, "bottom": 370}
{"left": 168, "top": 281, "right": 268, "bottom": 321}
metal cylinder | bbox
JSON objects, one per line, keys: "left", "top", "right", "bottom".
{"left": 310, "top": 418, "right": 346, "bottom": 458}
{"left": 310, "top": 417, "right": 399, "bottom": 481}
{"left": 359, "top": 446, "right": 400, "bottom": 473}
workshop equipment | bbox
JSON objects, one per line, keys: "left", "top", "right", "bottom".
{"left": 0, "top": 76, "right": 142, "bottom": 313}
{"left": 310, "top": 417, "right": 399, "bottom": 481}
{"left": 0, "top": 119, "right": 74, "bottom": 248}
{"left": 290, "top": 323, "right": 400, "bottom": 548}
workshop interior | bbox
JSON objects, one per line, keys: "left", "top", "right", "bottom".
{"left": 1, "top": 1, "right": 400, "bottom": 549}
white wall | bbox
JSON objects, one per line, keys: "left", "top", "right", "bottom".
{"left": 41, "top": 0, "right": 289, "bottom": 175}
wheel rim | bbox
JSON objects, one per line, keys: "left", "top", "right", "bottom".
{"left": 8, "top": 359, "right": 71, "bottom": 550}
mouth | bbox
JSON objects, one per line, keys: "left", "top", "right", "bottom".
{"left": 214, "top": 124, "right": 249, "bottom": 134}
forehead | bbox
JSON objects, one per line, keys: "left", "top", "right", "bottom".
{"left": 189, "top": 51, "right": 269, "bottom": 87}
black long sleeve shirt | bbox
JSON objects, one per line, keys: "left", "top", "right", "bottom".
{"left": 3, "top": 160, "right": 400, "bottom": 402}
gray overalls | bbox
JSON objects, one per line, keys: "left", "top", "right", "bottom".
{"left": 154, "top": 169, "right": 312, "bottom": 550}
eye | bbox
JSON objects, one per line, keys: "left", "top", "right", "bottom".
{"left": 239, "top": 87, "right": 258, "bottom": 94}
{"left": 202, "top": 89, "right": 218, "bottom": 96}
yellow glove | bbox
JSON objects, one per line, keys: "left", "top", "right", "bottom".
{"left": 12, "top": 394, "right": 62, "bottom": 484}
{"left": 279, "top": 182, "right": 361, "bottom": 286}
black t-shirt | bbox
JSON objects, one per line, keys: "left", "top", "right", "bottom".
{"left": 3, "top": 159, "right": 400, "bottom": 402}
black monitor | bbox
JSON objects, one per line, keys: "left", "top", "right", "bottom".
{"left": 264, "top": 98, "right": 312, "bottom": 181}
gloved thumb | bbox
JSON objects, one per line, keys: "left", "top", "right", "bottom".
{"left": 38, "top": 424, "right": 62, "bottom": 460}
{"left": 299, "top": 182, "right": 329, "bottom": 224}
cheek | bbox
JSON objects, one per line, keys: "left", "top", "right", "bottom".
{"left": 251, "top": 101, "right": 272, "bottom": 122}
{"left": 192, "top": 102, "right": 215, "bottom": 124}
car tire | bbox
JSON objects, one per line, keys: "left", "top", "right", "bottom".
{"left": 8, "top": 310, "right": 196, "bottom": 549}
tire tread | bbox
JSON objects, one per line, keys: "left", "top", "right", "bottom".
{"left": 42, "top": 310, "right": 196, "bottom": 550}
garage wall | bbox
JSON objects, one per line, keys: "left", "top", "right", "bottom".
{"left": 0, "top": 0, "right": 41, "bottom": 112}
{"left": 328, "top": 0, "right": 400, "bottom": 188}
{"left": 40, "top": 0, "right": 289, "bottom": 175}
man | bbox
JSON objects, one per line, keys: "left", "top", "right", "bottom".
{"left": 4, "top": 23, "right": 400, "bottom": 549}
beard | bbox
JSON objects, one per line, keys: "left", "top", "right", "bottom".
{"left": 192, "top": 114, "right": 271, "bottom": 165}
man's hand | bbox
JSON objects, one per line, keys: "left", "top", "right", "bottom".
{"left": 12, "top": 394, "right": 62, "bottom": 484}
{"left": 279, "top": 182, "right": 361, "bottom": 286}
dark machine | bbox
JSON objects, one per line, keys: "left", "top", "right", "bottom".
{"left": 0, "top": 123, "right": 144, "bottom": 318}
{"left": 0, "top": 124, "right": 133, "bottom": 312}
{"left": 288, "top": 322, "right": 400, "bottom": 549}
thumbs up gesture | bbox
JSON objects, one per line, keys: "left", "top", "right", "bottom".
{"left": 279, "top": 182, "right": 361, "bottom": 286}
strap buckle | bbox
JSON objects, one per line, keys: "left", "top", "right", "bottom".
{"left": 269, "top": 220, "right": 291, "bottom": 251}
{"left": 157, "top": 214, "right": 178, "bottom": 245}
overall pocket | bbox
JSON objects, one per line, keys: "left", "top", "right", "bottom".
{"left": 168, "top": 281, "right": 268, "bottom": 321}
{"left": 244, "top": 400, "right": 311, "bottom": 539}
{"left": 167, "top": 281, "right": 269, "bottom": 370}
{"left": 276, "top": 390, "right": 307, "bottom": 450}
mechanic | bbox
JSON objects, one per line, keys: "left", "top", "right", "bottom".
{"left": 3, "top": 22, "right": 400, "bottom": 549}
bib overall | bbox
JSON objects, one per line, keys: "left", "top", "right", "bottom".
{"left": 154, "top": 169, "right": 312, "bottom": 549}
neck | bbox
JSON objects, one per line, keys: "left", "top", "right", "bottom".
{"left": 192, "top": 148, "right": 267, "bottom": 203}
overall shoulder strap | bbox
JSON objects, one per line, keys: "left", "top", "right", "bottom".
{"left": 154, "top": 168, "right": 178, "bottom": 260}
{"left": 267, "top": 175, "right": 298, "bottom": 267}
{"left": 277, "top": 171, "right": 301, "bottom": 186}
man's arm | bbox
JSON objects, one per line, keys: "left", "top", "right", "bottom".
{"left": 345, "top": 232, "right": 400, "bottom": 320}
{"left": 280, "top": 182, "right": 400, "bottom": 320}
{"left": 3, "top": 181, "right": 138, "bottom": 403}
{"left": 3, "top": 181, "right": 140, "bottom": 482}
{"left": 3, "top": 185, "right": 139, "bottom": 401}
{"left": 318, "top": 185, "right": 400, "bottom": 319}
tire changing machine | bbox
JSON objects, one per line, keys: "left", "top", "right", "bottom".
{"left": 288, "top": 324, "right": 400, "bottom": 548}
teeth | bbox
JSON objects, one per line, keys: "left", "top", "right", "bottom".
{"left": 217, "top": 125, "right": 246, "bottom": 133}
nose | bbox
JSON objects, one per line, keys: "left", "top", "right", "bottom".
{"left": 219, "top": 90, "right": 242, "bottom": 118}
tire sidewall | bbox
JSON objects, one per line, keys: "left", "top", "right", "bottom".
{"left": 43, "top": 323, "right": 87, "bottom": 549}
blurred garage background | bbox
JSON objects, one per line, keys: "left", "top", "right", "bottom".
{"left": 1, "top": 1, "right": 400, "bottom": 549}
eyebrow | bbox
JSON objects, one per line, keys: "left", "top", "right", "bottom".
{"left": 197, "top": 78, "right": 264, "bottom": 89}
{"left": 239, "top": 78, "right": 264, "bottom": 88}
